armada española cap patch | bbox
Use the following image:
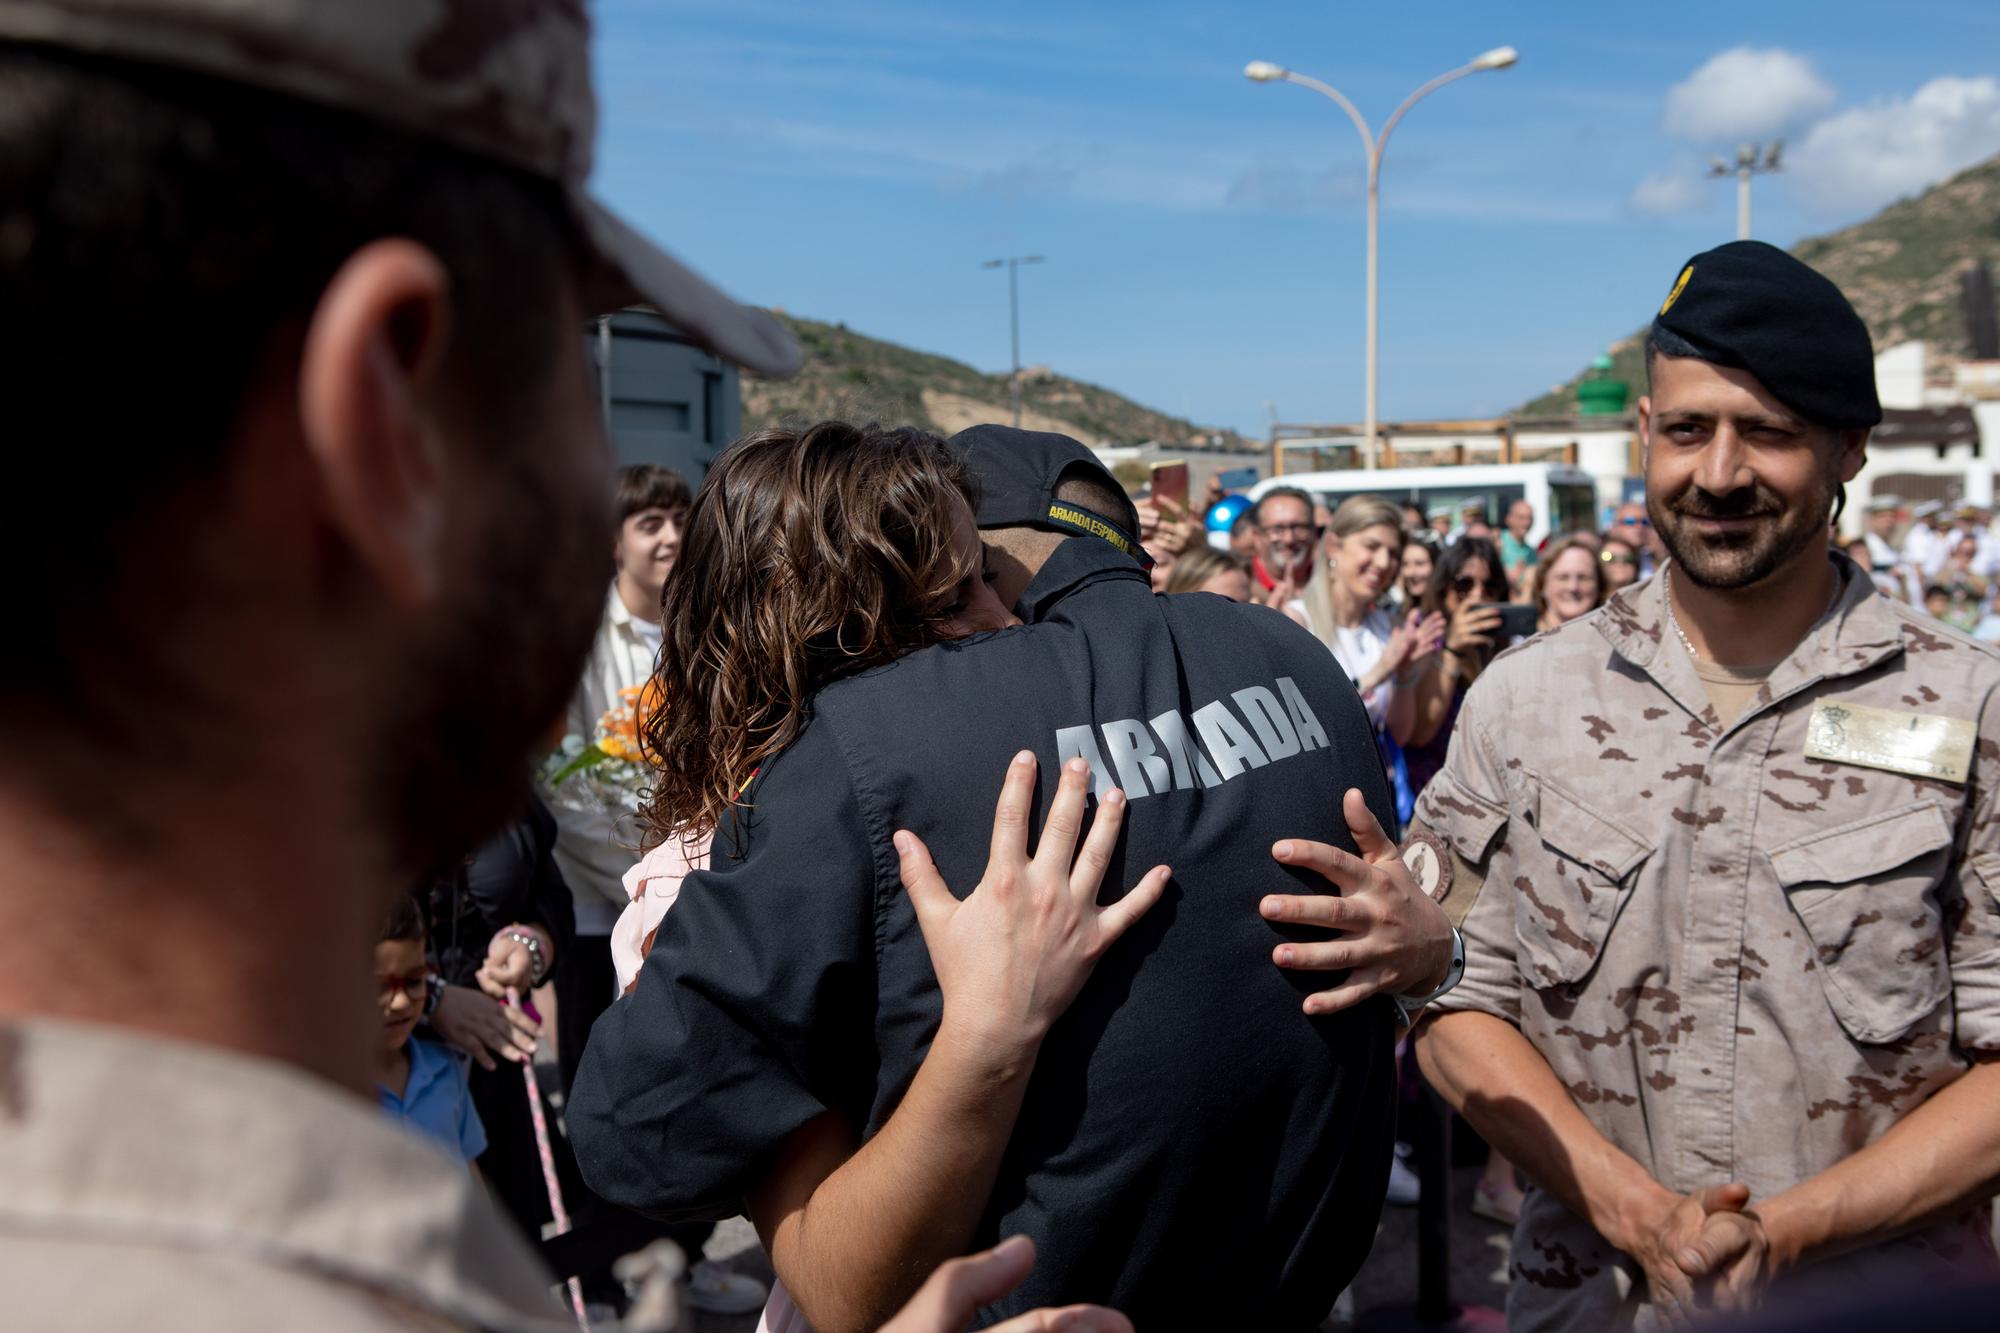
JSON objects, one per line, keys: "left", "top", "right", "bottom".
{"left": 948, "top": 424, "right": 1153, "bottom": 569}
{"left": 0, "top": 0, "right": 802, "bottom": 379}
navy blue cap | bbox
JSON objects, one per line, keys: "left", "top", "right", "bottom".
{"left": 947, "top": 425, "right": 1151, "bottom": 567}
{"left": 1650, "top": 240, "right": 1881, "bottom": 430}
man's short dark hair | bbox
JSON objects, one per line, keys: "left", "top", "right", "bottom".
{"left": 1054, "top": 464, "right": 1140, "bottom": 537}
{"left": 1254, "top": 487, "right": 1317, "bottom": 525}
{"left": 1643, "top": 324, "right": 1706, "bottom": 394}
{"left": 2, "top": 45, "right": 582, "bottom": 788}
{"left": 617, "top": 465, "right": 693, "bottom": 524}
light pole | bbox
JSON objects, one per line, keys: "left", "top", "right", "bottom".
{"left": 1246, "top": 47, "right": 1517, "bottom": 468}
{"left": 982, "top": 255, "right": 1044, "bottom": 427}
{"left": 1709, "top": 142, "right": 1782, "bottom": 240}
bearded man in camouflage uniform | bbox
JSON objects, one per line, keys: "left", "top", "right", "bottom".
{"left": 1406, "top": 242, "right": 2000, "bottom": 1329}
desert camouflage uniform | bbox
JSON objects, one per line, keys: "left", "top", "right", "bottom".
{"left": 1417, "top": 554, "right": 2000, "bottom": 1331}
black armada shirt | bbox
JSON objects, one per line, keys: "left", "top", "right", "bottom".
{"left": 569, "top": 538, "right": 1398, "bottom": 1329}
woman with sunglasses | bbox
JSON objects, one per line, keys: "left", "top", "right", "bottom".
{"left": 1400, "top": 534, "right": 1529, "bottom": 1225}
{"left": 1599, "top": 533, "right": 1643, "bottom": 593}
{"left": 1403, "top": 536, "right": 1508, "bottom": 798}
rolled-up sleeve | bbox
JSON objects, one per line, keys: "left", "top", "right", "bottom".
{"left": 1949, "top": 686, "right": 2000, "bottom": 1053}
{"left": 566, "top": 722, "right": 881, "bottom": 1221}
{"left": 1414, "top": 679, "right": 1521, "bottom": 1025}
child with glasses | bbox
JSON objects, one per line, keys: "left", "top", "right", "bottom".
{"left": 375, "top": 889, "right": 487, "bottom": 1172}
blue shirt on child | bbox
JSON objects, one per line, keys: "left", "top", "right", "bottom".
{"left": 378, "top": 1037, "right": 486, "bottom": 1167}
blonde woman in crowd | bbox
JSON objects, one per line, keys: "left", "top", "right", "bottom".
{"left": 1290, "top": 496, "right": 1443, "bottom": 747}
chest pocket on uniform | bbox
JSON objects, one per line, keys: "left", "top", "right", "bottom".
{"left": 1768, "top": 801, "right": 1955, "bottom": 1044}
{"left": 1514, "top": 780, "right": 1654, "bottom": 989}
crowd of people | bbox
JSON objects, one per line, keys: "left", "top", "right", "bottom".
{"left": 1845, "top": 498, "right": 2000, "bottom": 640}
{"left": 6, "top": 5, "right": 2000, "bottom": 1333}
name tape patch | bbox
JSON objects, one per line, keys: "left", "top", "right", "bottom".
{"left": 1803, "top": 700, "right": 1975, "bottom": 785}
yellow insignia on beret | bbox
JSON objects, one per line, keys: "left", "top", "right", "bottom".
{"left": 1660, "top": 264, "right": 1694, "bottom": 315}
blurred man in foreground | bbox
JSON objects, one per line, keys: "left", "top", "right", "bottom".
{"left": 0, "top": 2, "right": 810, "bottom": 1327}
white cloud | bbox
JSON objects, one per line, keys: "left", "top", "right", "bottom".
{"left": 1663, "top": 47, "right": 1835, "bottom": 141}
{"left": 1627, "top": 162, "right": 1709, "bottom": 216}
{"left": 1225, "top": 163, "right": 1365, "bottom": 214}
{"left": 1790, "top": 75, "right": 2000, "bottom": 214}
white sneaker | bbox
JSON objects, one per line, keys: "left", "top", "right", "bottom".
{"left": 1384, "top": 1143, "right": 1421, "bottom": 1206}
{"left": 686, "top": 1259, "right": 768, "bottom": 1316}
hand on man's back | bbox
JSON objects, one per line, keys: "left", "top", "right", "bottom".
{"left": 1259, "top": 789, "right": 1454, "bottom": 1013}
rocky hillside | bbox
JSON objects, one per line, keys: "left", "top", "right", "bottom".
{"left": 1520, "top": 151, "right": 2000, "bottom": 416}
{"left": 742, "top": 312, "right": 1253, "bottom": 449}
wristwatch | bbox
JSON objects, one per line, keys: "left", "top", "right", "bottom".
{"left": 423, "top": 971, "right": 446, "bottom": 1018}
{"left": 1394, "top": 925, "right": 1466, "bottom": 1027}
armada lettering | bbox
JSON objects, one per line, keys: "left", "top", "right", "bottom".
{"left": 1053, "top": 724, "right": 1118, "bottom": 801}
{"left": 1055, "top": 675, "right": 1330, "bottom": 802}
{"left": 1193, "top": 700, "right": 1269, "bottom": 781}
{"left": 1102, "top": 717, "right": 1172, "bottom": 797}
{"left": 1148, "top": 708, "right": 1222, "bottom": 791}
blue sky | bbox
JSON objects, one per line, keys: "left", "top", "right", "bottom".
{"left": 592, "top": 1, "right": 2000, "bottom": 436}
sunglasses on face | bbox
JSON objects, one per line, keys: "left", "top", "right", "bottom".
{"left": 1451, "top": 575, "right": 1506, "bottom": 598}
{"left": 1600, "top": 551, "right": 1638, "bottom": 566}
{"left": 1616, "top": 516, "right": 1651, "bottom": 529}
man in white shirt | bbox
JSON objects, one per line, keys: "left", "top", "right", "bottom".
{"left": 1962, "top": 504, "right": 2000, "bottom": 578}
{"left": 1861, "top": 494, "right": 1902, "bottom": 571}
{"left": 552, "top": 463, "right": 689, "bottom": 1093}
{"left": 1901, "top": 500, "right": 1952, "bottom": 576}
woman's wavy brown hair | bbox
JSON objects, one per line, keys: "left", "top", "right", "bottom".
{"left": 638, "top": 420, "right": 979, "bottom": 846}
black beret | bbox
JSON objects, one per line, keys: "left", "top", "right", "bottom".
{"left": 947, "top": 424, "right": 1151, "bottom": 567}
{"left": 1650, "top": 240, "right": 1881, "bottom": 430}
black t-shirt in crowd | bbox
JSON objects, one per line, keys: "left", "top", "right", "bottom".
{"left": 568, "top": 537, "right": 1398, "bottom": 1330}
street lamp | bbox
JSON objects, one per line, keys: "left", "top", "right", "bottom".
{"left": 1709, "top": 141, "right": 1782, "bottom": 241}
{"left": 982, "top": 255, "right": 1044, "bottom": 427}
{"left": 1246, "top": 47, "right": 1518, "bottom": 468}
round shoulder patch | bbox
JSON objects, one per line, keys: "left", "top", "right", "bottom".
{"left": 1400, "top": 830, "right": 1452, "bottom": 903}
{"left": 1659, "top": 263, "right": 1694, "bottom": 315}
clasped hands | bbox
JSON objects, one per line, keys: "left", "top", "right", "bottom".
{"left": 1623, "top": 1182, "right": 1776, "bottom": 1323}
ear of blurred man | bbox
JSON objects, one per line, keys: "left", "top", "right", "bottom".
{"left": 299, "top": 238, "right": 458, "bottom": 610}
{"left": 0, "top": 51, "right": 613, "bottom": 1082}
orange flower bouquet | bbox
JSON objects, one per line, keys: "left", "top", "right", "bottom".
{"left": 538, "top": 682, "right": 664, "bottom": 818}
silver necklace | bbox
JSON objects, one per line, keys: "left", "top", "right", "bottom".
{"left": 1663, "top": 561, "right": 1843, "bottom": 664}
{"left": 1663, "top": 565, "right": 1701, "bottom": 661}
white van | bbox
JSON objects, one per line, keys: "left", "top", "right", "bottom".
{"left": 1247, "top": 462, "right": 1600, "bottom": 547}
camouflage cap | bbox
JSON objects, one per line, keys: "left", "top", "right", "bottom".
{"left": 0, "top": 0, "right": 802, "bottom": 378}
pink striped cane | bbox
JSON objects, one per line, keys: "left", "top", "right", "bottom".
{"left": 509, "top": 987, "right": 590, "bottom": 1331}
